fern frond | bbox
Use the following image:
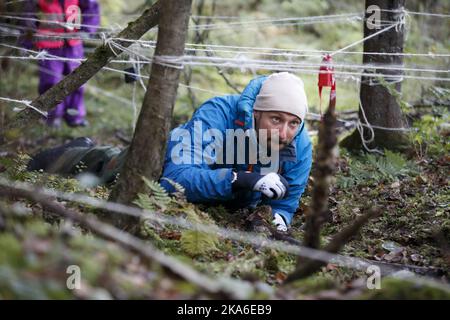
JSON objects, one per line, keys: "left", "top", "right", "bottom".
{"left": 141, "top": 177, "right": 171, "bottom": 210}
{"left": 385, "top": 150, "right": 407, "bottom": 172}
{"left": 133, "top": 193, "right": 155, "bottom": 211}
{"left": 160, "top": 177, "right": 186, "bottom": 200}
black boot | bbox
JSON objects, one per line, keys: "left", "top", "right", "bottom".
{"left": 27, "top": 137, "right": 95, "bottom": 171}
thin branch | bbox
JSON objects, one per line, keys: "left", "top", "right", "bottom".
{"left": 192, "top": 0, "right": 241, "bottom": 94}
{"left": 303, "top": 86, "right": 338, "bottom": 250}
{"left": 6, "top": 1, "right": 162, "bottom": 131}
{"left": 0, "top": 184, "right": 255, "bottom": 299}
{"left": 205, "top": 50, "right": 242, "bottom": 94}
{"left": 285, "top": 208, "right": 379, "bottom": 282}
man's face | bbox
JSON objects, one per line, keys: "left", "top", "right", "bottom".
{"left": 254, "top": 111, "right": 302, "bottom": 151}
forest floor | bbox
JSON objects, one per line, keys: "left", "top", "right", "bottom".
{"left": 0, "top": 94, "right": 449, "bottom": 299}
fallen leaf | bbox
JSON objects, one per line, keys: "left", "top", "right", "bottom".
{"left": 410, "top": 254, "right": 423, "bottom": 262}
{"left": 326, "top": 263, "right": 338, "bottom": 271}
{"left": 374, "top": 253, "right": 385, "bottom": 261}
{"left": 382, "top": 241, "right": 402, "bottom": 253}
{"left": 390, "top": 181, "right": 400, "bottom": 189}
{"left": 415, "top": 175, "right": 428, "bottom": 184}
{"left": 226, "top": 253, "right": 235, "bottom": 262}
{"left": 160, "top": 230, "right": 181, "bottom": 240}
{"left": 383, "top": 253, "right": 395, "bottom": 262}
{"left": 275, "top": 272, "right": 287, "bottom": 283}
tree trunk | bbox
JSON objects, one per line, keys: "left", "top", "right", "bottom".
{"left": 109, "top": 0, "right": 192, "bottom": 231}
{"left": 3, "top": 1, "right": 161, "bottom": 134}
{"left": 340, "top": 0, "right": 409, "bottom": 152}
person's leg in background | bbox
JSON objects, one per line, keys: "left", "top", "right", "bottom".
{"left": 38, "top": 49, "right": 65, "bottom": 127}
{"left": 27, "top": 137, "right": 95, "bottom": 172}
{"left": 63, "top": 44, "right": 87, "bottom": 127}
{"left": 27, "top": 138, "right": 124, "bottom": 186}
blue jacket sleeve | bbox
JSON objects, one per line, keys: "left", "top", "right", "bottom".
{"left": 265, "top": 138, "right": 312, "bottom": 225}
{"left": 160, "top": 97, "right": 235, "bottom": 203}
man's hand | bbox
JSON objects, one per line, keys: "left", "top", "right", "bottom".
{"left": 233, "top": 171, "right": 289, "bottom": 200}
{"left": 253, "top": 172, "right": 288, "bottom": 200}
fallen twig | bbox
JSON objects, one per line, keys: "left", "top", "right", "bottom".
{"left": 6, "top": 1, "right": 161, "bottom": 131}
{"left": 285, "top": 208, "right": 379, "bottom": 282}
{"left": 0, "top": 184, "right": 258, "bottom": 299}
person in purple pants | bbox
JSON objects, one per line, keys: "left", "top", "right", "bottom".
{"left": 21, "top": 0, "right": 100, "bottom": 127}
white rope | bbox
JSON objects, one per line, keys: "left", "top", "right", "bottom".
{"left": 4, "top": 10, "right": 449, "bottom": 19}
{"left": 135, "top": 57, "right": 147, "bottom": 91}
{"left": 144, "top": 55, "right": 450, "bottom": 74}
{"left": 2, "top": 50, "right": 448, "bottom": 76}
{"left": 330, "top": 21, "right": 401, "bottom": 57}
{"left": 171, "top": 61, "right": 450, "bottom": 82}
{"left": 407, "top": 11, "right": 450, "bottom": 18}
{"left": 131, "top": 80, "right": 138, "bottom": 131}
{"left": 1, "top": 51, "right": 447, "bottom": 78}
{"left": 178, "top": 83, "right": 227, "bottom": 96}
{"left": 0, "top": 12, "right": 361, "bottom": 32}
{"left": 90, "top": 66, "right": 421, "bottom": 134}
{"left": 0, "top": 25, "right": 21, "bottom": 36}
{"left": 102, "top": 66, "right": 226, "bottom": 96}
{"left": 3, "top": 29, "right": 446, "bottom": 77}
{"left": 0, "top": 54, "right": 355, "bottom": 126}
{"left": 0, "top": 61, "right": 415, "bottom": 135}
{"left": 0, "top": 14, "right": 112, "bottom": 31}
{"left": 0, "top": 12, "right": 362, "bottom": 34}
{"left": 114, "top": 37, "right": 450, "bottom": 58}
{"left": 100, "top": 32, "right": 120, "bottom": 56}
{"left": 152, "top": 55, "right": 184, "bottom": 69}
{"left": 0, "top": 12, "right": 139, "bottom": 18}
{"left": 0, "top": 42, "right": 446, "bottom": 131}
{"left": 356, "top": 96, "right": 383, "bottom": 155}
{"left": 0, "top": 21, "right": 117, "bottom": 36}
{"left": 190, "top": 13, "right": 363, "bottom": 31}
{"left": 85, "top": 84, "right": 134, "bottom": 108}
{"left": 2, "top": 25, "right": 446, "bottom": 59}
{"left": 0, "top": 96, "right": 47, "bottom": 117}
{"left": 352, "top": 79, "right": 414, "bottom": 156}
{"left": 6, "top": 10, "right": 449, "bottom": 30}
{"left": 0, "top": 11, "right": 443, "bottom": 141}
{"left": 14, "top": 58, "right": 135, "bottom": 109}
{"left": 380, "top": 9, "right": 450, "bottom": 18}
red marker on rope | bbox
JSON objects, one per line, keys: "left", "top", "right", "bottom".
{"left": 318, "top": 54, "right": 336, "bottom": 116}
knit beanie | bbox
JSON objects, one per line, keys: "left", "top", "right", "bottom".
{"left": 253, "top": 72, "right": 308, "bottom": 121}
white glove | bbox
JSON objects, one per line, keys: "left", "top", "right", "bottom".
{"left": 253, "top": 172, "right": 288, "bottom": 200}
{"left": 272, "top": 213, "right": 288, "bottom": 232}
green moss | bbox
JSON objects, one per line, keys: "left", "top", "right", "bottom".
{"left": 358, "top": 278, "right": 450, "bottom": 300}
{"left": 0, "top": 234, "right": 24, "bottom": 267}
{"left": 291, "top": 274, "right": 338, "bottom": 294}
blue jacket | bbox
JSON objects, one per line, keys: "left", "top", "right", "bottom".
{"left": 160, "top": 76, "right": 312, "bottom": 225}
